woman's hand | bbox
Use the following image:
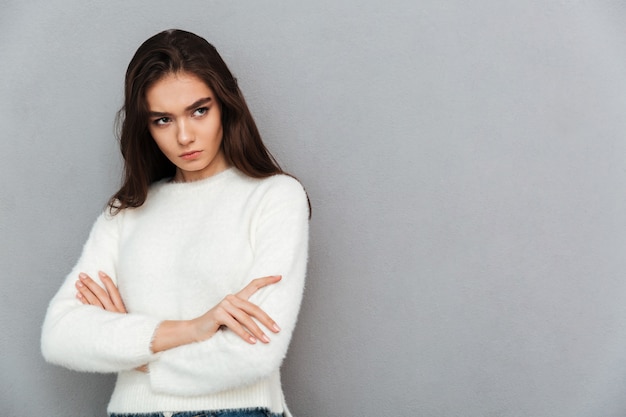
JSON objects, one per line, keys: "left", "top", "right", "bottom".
{"left": 75, "top": 271, "right": 148, "bottom": 372}
{"left": 195, "top": 275, "right": 283, "bottom": 344}
{"left": 75, "top": 271, "right": 127, "bottom": 313}
{"left": 151, "top": 275, "right": 283, "bottom": 353}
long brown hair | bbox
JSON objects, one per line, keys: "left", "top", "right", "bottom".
{"left": 109, "top": 29, "right": 284, "bottom": 213}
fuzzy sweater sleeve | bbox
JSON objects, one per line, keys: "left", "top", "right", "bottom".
{"left": 148, "top": 176, "right": 309, "bottom": 395}
{"left": 41, "top": 211, "right": 161, "bottom": 372}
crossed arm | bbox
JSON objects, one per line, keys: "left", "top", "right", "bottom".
{"left": 75, "top": 271, "right": 283, "bottom": 355}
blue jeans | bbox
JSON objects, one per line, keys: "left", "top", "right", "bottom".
{"left": 109, "top": 409, "right": 283, "bottom": 417}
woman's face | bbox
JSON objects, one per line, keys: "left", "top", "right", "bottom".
{"left": 146, "top": 72, "right": 228, "bottom": 182}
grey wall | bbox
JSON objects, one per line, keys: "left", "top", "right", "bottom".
{"left": 2, "top": 1, "right": 626, "bottom": 416}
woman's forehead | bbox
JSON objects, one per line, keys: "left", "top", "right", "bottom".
{"left": 146, "top": 72, "right": 215, "bottom": 112}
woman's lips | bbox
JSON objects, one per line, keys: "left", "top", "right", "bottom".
{"left": 180, "top": 150, "right": 202, "bottom": 160}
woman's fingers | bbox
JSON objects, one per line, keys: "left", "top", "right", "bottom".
{"left": 75, "top": 272, "right": 122, "bottom": 313}
{"left": 235, "top": 296, "right": 281, "bottom": 334}
{"left": 75, "top": 274, "right": 105, "bottom": 308}
{"left": 98, "top": 271, "right": 127, "bottom": 313}
{"left": 211, "top": 294, "right": 280, "bottom": 343}
{"left": 224, "top": 295, "right": 272, "bottom": 342}
{"left": 213, "top": 306, "right": 259, "bottom": 344}
{"left": 193, "top": 275, "right": 283, "bottom": 344}
{"left": 237, "top": 275, "right": 282, "bottom": 300}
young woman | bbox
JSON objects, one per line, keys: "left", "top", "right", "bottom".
{"left": 41, "top": 29, "right": 309, "bottom": 417}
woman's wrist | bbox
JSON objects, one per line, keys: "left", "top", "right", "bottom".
{"left": 189, "top": 313, "right": 220, "bottom": 343}
{"left": 151, "top": 320, "right": 198, "bottom": 353}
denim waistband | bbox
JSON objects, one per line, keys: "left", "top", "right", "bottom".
{"left": 109, "top": 408, "right": 283, "bottom": 417}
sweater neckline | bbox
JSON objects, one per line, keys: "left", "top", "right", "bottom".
{"left": 156, "top": 166, "right": 238, "bottom": 191}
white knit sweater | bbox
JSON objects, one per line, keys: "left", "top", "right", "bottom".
{"left": 41, "top": 168, "right": 309, "bottom": 415}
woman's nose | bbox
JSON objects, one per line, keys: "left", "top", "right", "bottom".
{"left": 177, "top": 120, "right": 195, "bottom": 145}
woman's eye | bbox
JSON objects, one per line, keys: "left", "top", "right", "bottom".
{"left": 193, "top": 107, "right": 208, "bottom": 117}
{"left": 153, "top": 117, "right": 170, "bottom": 126}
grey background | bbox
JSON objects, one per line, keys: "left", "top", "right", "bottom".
{"left": 2, "top": 1, "right": 626, "bottom": 416}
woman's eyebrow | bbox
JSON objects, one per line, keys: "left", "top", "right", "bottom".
{"left": 148, "top": 97, "right": 213, "bottom": 117}
{"left": 185, "top": 97, "right": 212, "bottom": 111}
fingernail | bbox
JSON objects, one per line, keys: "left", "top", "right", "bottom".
{"left": 79, "top": 273, "right": 87, "bottom": 280}
{"left": 98, "top": 271, "right": 105, "bottom": 277}
{"left": 261, "top": 334, "right": 270, "bottom": 343}
{"left": 76, "top": 292, "right": 82, "bottom": 299}
{"left": 76, "top": 281, "right": 84, "bottom": 288}
{"left": 249, "top": 336, "right": 257, "bottom": 344}
{"left": 273, "top": 324, "right": 281, "bottom": 332}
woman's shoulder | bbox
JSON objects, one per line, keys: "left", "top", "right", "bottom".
{"left": 259, "top": 172, "right": 305, "bottom": 190}
{"left": 79, "top": 204, "right": 127, "bottom": 243}
{"left": 251, "top": 173, "right": 310, "bottom": 219}
{"left": 251, "top": 173, "right": 308, "bottom": 201}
